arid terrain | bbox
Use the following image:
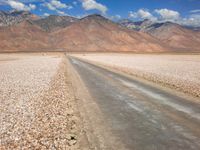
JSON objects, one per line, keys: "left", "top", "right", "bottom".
{"left": 0, "top": 11, "right": 200, "bottom": 53}
{"left": 72, "top": 53, "right": 200, "bottom": 98}
{"left": 0, "top": 53, "right": 200, "bottom": 150}
{"left": 0, "top": 8, "right": 200, "bottom": 150}
{"left": 0, "top": 53, "right": 88, "bottom": 149}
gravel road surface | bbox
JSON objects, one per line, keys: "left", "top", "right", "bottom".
{"left": 70, "top": 57, "right": 200, "bottom": 150}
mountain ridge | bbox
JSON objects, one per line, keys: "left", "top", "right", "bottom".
{"left": 33, "top": 15, "right": 78, "bottom": 32}
{"left": 0, "top": 10, "right": 39, "bottom": 27}
{"left": 118, "top": 19, "right": 200, "bottom": 51}
{"left": 0, "top": 10, "right": 199, "bottom": 52}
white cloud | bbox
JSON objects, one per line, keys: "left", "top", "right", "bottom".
{"left": 51, "top": 0, "right": 67, "bottom": 9}
{"left": 0, "top": 0, "right": 42, "bottom": 5}
{"left": 29, "top": 3, "right": 36, "bottom": 10}
{"left": 6, "top": 0, "right": 36, "bottom": 11}
{"left": 155, "top": 8, "right": 180, "bottom": 21}
{"left": 73, "top": 1, "right": 77, "bottom": 5}
{"left": 56, "top": 10, "right": 66, "bottom": 15}
{"left": 128, "top": 8, "right": 200, "bottom": 27}
{"left": 154, "top": 9, "right": 200, "bottom": 27}
{"left": 129, "top": 9, "right": 157, "bottom": 21}
{"left": 190, "top": 9, "right": 200, "bottom": 13}
{"left": 7, "top": 0, "right": 26, "bottom": 10}
{"left": 114, "top": 14, "right": 121, "bottom": 19}
{"left": 82, "top": 0, "right": 107, "bottom": 14}
{"left": 43, "top": 0, "right": 72, "bottom": 11}
{"left": 128, "top": 11, "right": 137, "bottom": 18}
{"left": 110, "top": 14, "right": 121, "bottom": 20}
{"left": 43, "top": 13, "right": 50, "bottom": 17}
{"left": 44, "top": 3, "right": 56, "bottom": 10}
{"left": 76, "top": 13, "right": 88, "bottom": 19}
{"left": 180, "top": 14, "right": 200, "bottom": 27}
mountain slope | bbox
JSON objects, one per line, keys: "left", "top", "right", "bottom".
{"left": 33, "top": 15, "right": 78, "bottom": 32}
{"left": 119, "top": 19, "right": 154, "bottom": 31}
{"left": 1, "top": 13, "right": 199, "bottom": 52}
{"left": 147, "top": 22, "right": 200, "bottom": 51}
{"left": 119, "top": 19, "right": 200, "bottom": 51}
{"left": 0, "top": 20, "right": 49, "bottom": 52}
{"left": 52, "top": 14, "right": 168, "bottom": 52}
{"left": 0, "top": 10, "right": 39, "bottom": 27}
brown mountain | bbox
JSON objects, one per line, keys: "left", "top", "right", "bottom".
{"left": 51, "top": 14, "right": 168, "bottom": 52}
{"left": 33, "top": 15, "right": 78, "bottom": 32}
{"left": 146, "top": 22, "right": 200, "bottom": 51}
{"left": 0, "top": 10, "right": 39, "bottom": 27}
{"left": 0, "top": 20, "right": 49, "bottom": 52}
{"left": 2, "top": 13, "right": 200, "bottom": 53}
{"left": 119, "top": 19, "right": 200, "bottom": 51}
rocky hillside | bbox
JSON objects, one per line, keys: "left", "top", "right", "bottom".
{"left": 0, "top": 10, "right": 39, "bottom": 27}
{"left": 118, "top": 19, "right": 154, "bottom": 31}
{"left": 0, "top": 10, "right": 199, "bottom": 52}
{"left": 33, "top": 15, "right": 78, "bottom": 32}
{"left": 0, "top": 20, "right": 49, "bottom": 52}
{"left": 52, "top": 14, "right": 168, "bottom": 52}
{"left": 147, "top": 22, "right": 200, "bottom": 51}
{"left": 119, "top": 19, "right": 200, "bottom": 51}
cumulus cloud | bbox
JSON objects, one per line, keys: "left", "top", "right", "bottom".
{"left": 43, "top": 2, "right": 56, "bottom": 10}
{"left": 43, "top": 0, "right": 72, "bottom": 11}
{"left": 155, "top": 8, "right": 180, "bottom": 21}
{"left": 43, "top": 13, "right": 50, "bottom": 17}
{"left": 6, "top": 0, "right": 36, "bottom": 11}
{"left": 56, "top": 10, "right": 67, "bottom": 15}
{"left": 82, "top": 0, "right": 107, "bottom": 14}
{"left": 190, "top": 9, "right": 200, "bottom": 13}
{"left": 114, "top": 14, "right": 121, "bottom": 19}
{"left": 129, "top": 9, "right": 157, "bottom": 21}
{"left": 154, "top": 8, "right": 200, "bottom": 27}
{"left": 110, "top": 14, "right": 121, "bottom": 20}
{"left": 128, "top": 8, "right": 200, "bottom": 27}
{"left": 180, "top": 14, "right": 200, "bottom": 27}
{"left": 0, "top": 0, "right": 42, "bottom": 5}
{"left": 51, "top": 0, "right": 68, "bottom": 9}
{"left": 29, "top": 3, "right": 36, "bottom": 10}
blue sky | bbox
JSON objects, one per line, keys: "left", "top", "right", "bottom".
{"left": 0, "top": 0, "right": 200, "bottom": 26}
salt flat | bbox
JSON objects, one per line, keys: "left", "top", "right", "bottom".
{"left": 73, "top": 53, "right": 200, "bottom": 98}
{"left": 0, "top": 54, "right": 81, "bottom": 149}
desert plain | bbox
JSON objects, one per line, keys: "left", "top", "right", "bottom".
{"left": 1, "top": 52, "right": 200, "bottom": 149}
{"left": 0, "top": 53, "right": 86, "bottom": 149}
{"left": 1, "top": 2, "right": 200, "bottom": 148}
{"left": 73, "top": 53, "right": 200, "bottom": 98}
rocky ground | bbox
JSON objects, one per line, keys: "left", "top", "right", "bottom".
{"left": 72, "top": 53, "right": 200, "bottom": 98}
{"left": 1, "top": 52, "right": 200, "bottom": 149}
{"left": 0, "top": 53, "right": 85, "bottom": 149}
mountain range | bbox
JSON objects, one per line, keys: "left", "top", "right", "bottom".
{"left": 0, "top": 10, "right": 39, "bottom": 26}
{"left": 0, "top": 10, "right": 199, "bottom": 52}
{"left": 119, "top": 19, "right": 200, "bottom": 51}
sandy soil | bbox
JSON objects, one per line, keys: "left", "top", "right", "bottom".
{"left": 0, "top": 54, "right": 85, "bottom": 149}
{"left": 72, "top": 53, "right": 200, "bottom": 98}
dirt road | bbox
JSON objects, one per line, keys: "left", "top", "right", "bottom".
{"left": 69, "top": 57, "right": 200, "bottom": 150}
